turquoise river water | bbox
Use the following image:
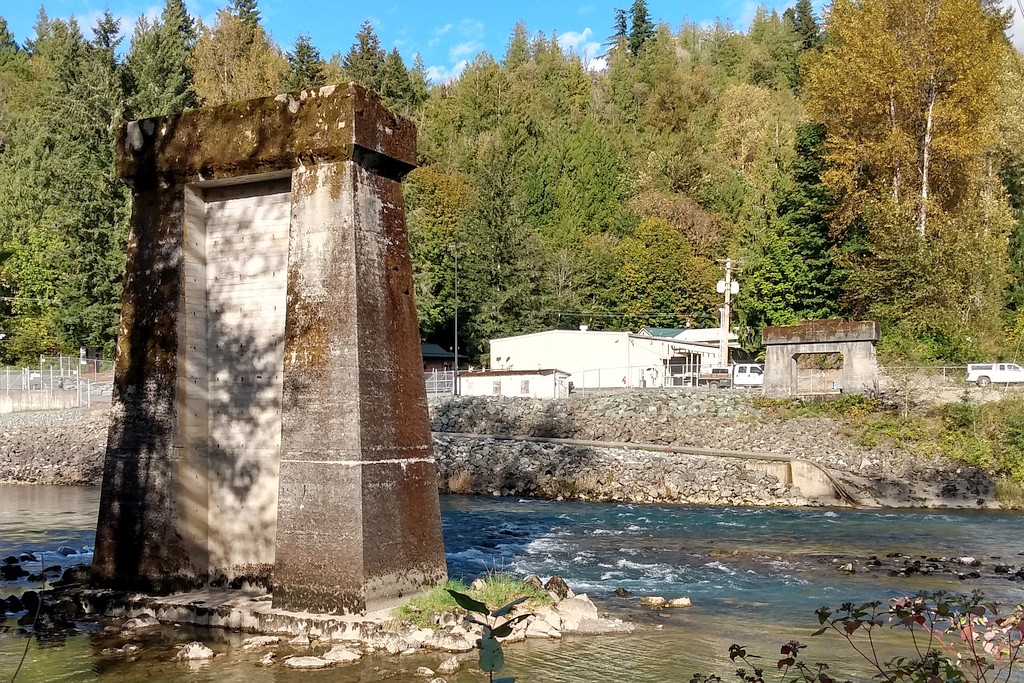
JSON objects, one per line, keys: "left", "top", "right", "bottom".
{"left": 1, "top": 485, "right": 1023, "bottom": 682}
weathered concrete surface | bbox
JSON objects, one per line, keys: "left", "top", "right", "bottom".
{"left": 273, "top": 158, "right": 447, "bottom": 615}
{"left": 93, "top": 83, "right": 447, "bottom": 614}
{"left": 762, "top": 320, "right": 881, "bottom": 398}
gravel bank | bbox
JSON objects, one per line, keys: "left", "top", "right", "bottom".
{"left": 0, "top": 406, "right": 109, "bottom": 485}
{"left": 0, "top": 391, "right": 995, "bottom": 508}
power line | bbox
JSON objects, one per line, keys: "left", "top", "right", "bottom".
{"left": 543, "top": 310, "right": 708, "bottom": 319}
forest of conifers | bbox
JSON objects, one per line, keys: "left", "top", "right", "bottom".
{"left": 0, "top": 0, "right": 1022, "bottom": 365}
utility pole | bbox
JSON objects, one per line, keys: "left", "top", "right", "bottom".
{"left": 450, "top": 244, "right": 461, "bottom": 396}
{"left": 716, "top": 258, "right": 738, "bottom": 367}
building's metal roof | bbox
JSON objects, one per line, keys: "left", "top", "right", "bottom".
{"left": 640, "top": 327, "right": 686, "bottom": 338}
{"left": 421, "top": 343, "right": 456, "bottom": 359}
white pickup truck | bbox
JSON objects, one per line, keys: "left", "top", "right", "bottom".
{"left": 966, "top": 362, "right": 1024, "bottom": 387}
{"left": 688, "top": 363, "right": 764, "bottom": 388}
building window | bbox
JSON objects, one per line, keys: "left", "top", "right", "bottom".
{"left": 520, "top": 380, "right": 530, "bottom": 395}
{"left": 492, "top": 381, "right": 501, "bottom": 395}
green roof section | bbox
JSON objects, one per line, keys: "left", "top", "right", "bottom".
{"left": 640, "top": 327, "right": 686, "bottom": 338}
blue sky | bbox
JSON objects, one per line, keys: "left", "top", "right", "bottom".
{"left": 2, "top": 0, "right": 1021, "bottom": 81}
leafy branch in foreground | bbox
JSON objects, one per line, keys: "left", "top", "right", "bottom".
{"left": 447, "top": 588, "right": 532, "bottom": 683}
{"left": 695, "top": 592, "right": 1024, "bottom": 683}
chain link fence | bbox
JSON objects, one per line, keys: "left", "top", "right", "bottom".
{"left": 0, "top": 356, "right": 999, "bottom": 409}
{"left": 425, "top": 370, "right": 456, "bottom": 396}
{"left": 0, "top": 355, "right": 114, "bottom": 411}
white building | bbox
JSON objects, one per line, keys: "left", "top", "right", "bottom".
{"left": 488, "top": 328, "right": 740, "bottom": 391}
{"left": 459, "top": 369, "right": 571, "bottom": 398}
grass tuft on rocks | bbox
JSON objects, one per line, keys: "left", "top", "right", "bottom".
{"left": 395, "top": 573, "right": 552, "bottom": 628}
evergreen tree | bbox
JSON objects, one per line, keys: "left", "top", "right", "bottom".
{"left": 0, "top": 17, "right": 15, "bottom": 50}
{"left": 379, "top": 48, "right": 413, "bottom": 111}
{"left": 0, "top": 13, "right": 130, "bottom": 360}
{"left": 409, "top": 53, "right": 429, "bottom": 108}
{"left": 747, "top": 8, "right": 800, "bottom": 89}
{"left": 342, "top": 20, "right": 385, "bottom": 91}
{"left": 90, "top": 10, "right": 122, "bottom": 50}
{"left": 610, "top": 8, "right": 628, "bottom": 42}
{"left": 784, "top": 0, "right": 823, "bottom": 52}
{"left": 776, "top": 123, "right": 841, "bottom": 321}
{"left": 126, "top": 0, "right": 196, "bottom": 118}
{"left": 628, "top": 0, "right": 654, "bottom": 55}
{"left": 504, "top": 22, "right": 531, "bottom": 70}
{"left": 404, "top": 167, "right": 473, "bottom": 342}
{"left": 0, "top": 17, "right": 21, "bottom": 67}
{"left": 285, "top": 32, "right": 326, "bottom": 91}
{"left": 232, "top": 0, "right": 261, "bottom": 31}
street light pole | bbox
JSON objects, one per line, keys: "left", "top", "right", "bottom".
{"left": 451, "top": 245, "right": 460, "bottom": 396}
{"left": 716, "top": 258, "right": 738, "bottom": 368}
{"left": 720, "top": 257, "right": 732, "bottom": 367}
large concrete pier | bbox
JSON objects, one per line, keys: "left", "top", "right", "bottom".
{"left": 93, "top": 84, "right": 447, "bottom": 614}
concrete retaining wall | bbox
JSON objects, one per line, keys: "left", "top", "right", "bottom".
{"left": 0, "top": 390, "right": 82, "bottom": 414}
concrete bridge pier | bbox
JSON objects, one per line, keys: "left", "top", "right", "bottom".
{"left": 92, "top": 84, "right": 447, "bottom": 615}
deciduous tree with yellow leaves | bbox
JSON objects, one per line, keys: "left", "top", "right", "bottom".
{"left": 189, "top": 8, "right": 286, "bottom": 106}
{"left": 803, "top": 0, "right": 1016, "bottom": 359}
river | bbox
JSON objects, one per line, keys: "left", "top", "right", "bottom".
{"left": 2, "top": 485, "right": 1023, "bottom": 682}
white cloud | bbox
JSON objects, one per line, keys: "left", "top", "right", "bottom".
{"left": 556, "top": 27, "right": 604, "bottom": 68}
{"left": 429, "top": 22, "right": 453, "bottom": 47}
{"left": 458, "top": 19, "right": 485, "bottom": 38}
{"left": 425, "top": 19, "right": 485, "bottom": 85}
{"left": 426, "top": 59, "right": 469, "bottom": 83}
{"left": 557, "top": 28, "right": 592, "bottom": 52}
{"left": 450, "top": 40, "right": 483, "bottom": 60}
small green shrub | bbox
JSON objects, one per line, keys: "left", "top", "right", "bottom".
{"left": 817, "top": 394, "right": 881, "bottom": 418}
{"left": 854, "top": 416, "right": 934, "bottom": 452}
{"left": 699, "top": 592, "right": 1024, "bottom": 683}
{"left": 995, "top": 477, "right": 1024, "bottom": 509}
{"left": 754, "top": 395, "right": 880, "bottom": 420}
{"left": 448, "top": 588, "right": 535, "bottom": 683}
{"left": 939, "top": 431, "right": 993, "bottom": 469}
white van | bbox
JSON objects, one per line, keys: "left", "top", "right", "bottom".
{"left": 966, "top": 362, "right": 1024, "bottom": 387}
